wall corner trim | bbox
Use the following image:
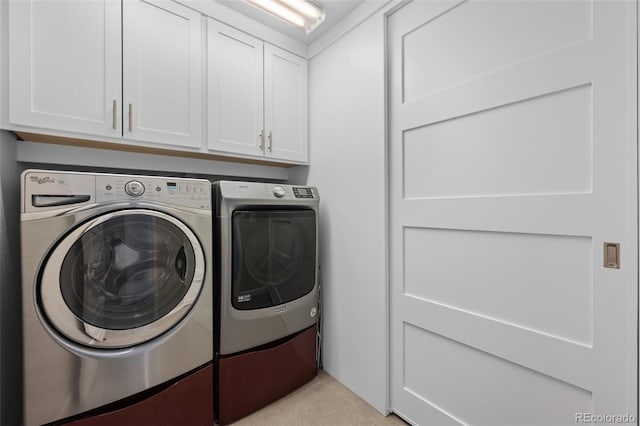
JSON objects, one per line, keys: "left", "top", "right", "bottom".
{"left": 307, "top": 0, "right": 399, "bottom": 59}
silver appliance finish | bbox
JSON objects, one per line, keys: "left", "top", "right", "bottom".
{"left": 215, "top": 180, "right": 319, "bottom": 355}
{"left": 20, "top": 170, "right": 213, "bottom": 426}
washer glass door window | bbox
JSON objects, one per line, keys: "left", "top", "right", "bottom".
{"left": 232, "top": 209, "right": 316, "bottom": 310}
{"left": 40, "top": 210, "right": 206, "bottom": 348}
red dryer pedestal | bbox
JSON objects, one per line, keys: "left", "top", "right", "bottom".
{"left": 61, "top": 362, "right": 214, "bottom": 426}
{"left": 217, "top": 325, "right": 317, "bottom": 425}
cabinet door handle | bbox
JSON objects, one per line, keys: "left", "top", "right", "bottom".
{"left": 128, "top": 103, "right": 132, "bottom": 132}
{"left": 112, "top": 100, "right": 117, "bottom": 129}
{"left": 268, "top": 131, "right": 272, "bottom": 152}
{"left": 259, "top": 130, "right": 265, "bottom": 150}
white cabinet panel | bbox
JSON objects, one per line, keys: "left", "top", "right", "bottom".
{"left": 264, "top": 44, "right": 308, "bottom": 163}
{"left": 207, "top": 19, "right": 264, "bottom": 156}
{"left": 207, "top": 21, "right": 308, "bottom": 163}
{"left": 123, "top": 0, "right": 202, "bottom": 148}
{"left": 9, "top": 0, "right": 202, "bottom": 151}
{"left": 9, "top": 0, "right": 121, "bottom": 137}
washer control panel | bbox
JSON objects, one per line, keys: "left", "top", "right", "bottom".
{"left": 96, "top": 175, "right": 211, "bottom": 209}
{"left": 23, "top": 170, "right": 212, "bottom": 212}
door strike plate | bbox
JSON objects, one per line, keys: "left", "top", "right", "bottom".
{"left": 603, "top": 242, "right": 620, "bottom": 269}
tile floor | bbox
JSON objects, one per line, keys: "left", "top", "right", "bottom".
{"left": 231, "top": 369, "right": 408, "bottom": 426}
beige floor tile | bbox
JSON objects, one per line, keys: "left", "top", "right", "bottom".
{"left": 231, "top": 370, "right": 407, "bottom": 426}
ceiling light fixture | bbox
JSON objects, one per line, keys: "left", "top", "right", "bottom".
{"left": 244, "top": 0, "right": 326, "bottom": 34}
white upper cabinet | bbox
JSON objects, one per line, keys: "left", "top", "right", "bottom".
{"left": 208, "top": 19, "right": 264, "bottom": 157}
{"left": 9, "top": 0, "right": 202, "bottom": 150}
{"left": 9, "top": 0, "right": 122, "bottom": 138}
{"left": 7, "top": 1, "right": 307, "bottom": 164}
{"left": 123, "top": 0, "right": 202, "bottom": 148}
{"left": 207, "top": 19, "right": 308, "bottom": 163}
{"left": 264, "top": 44, "right": 308, "bottom": 163}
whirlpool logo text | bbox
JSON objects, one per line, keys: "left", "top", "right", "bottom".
{"left": 30, "top": 176, "right": 56, "bottom": 184}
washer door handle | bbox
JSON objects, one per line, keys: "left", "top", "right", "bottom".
{"left": 32, "top": 194, "right": 90, "bottom": 207}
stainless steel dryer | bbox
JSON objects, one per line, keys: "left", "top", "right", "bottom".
{"left": 213, "top": 180, "right": 320, "bottom": 424}
{"left": 213, "top": 180, "right": 319, "bottom": 356}
{"left": 20, "top": 170, "right": 213, "bottom": 426}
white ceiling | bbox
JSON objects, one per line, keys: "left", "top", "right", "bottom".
{"left": 215, "top": 0, "right": 366, "bottom": 44}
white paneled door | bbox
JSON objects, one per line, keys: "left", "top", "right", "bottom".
{"left": 388, "top": 1, "right": 637, "bottom": 425}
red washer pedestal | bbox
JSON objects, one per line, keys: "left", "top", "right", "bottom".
{"left": 217, "top": 325, "right": 317, "bottom": 425}
{"left": 62, "top": 362, "right": 214, "bottom": 426}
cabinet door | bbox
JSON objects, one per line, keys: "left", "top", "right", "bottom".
{"left": 9, "top": 0, "right": 121, "bottom": 137}
{"left": 264, "top": 44, "right": 308, "bottom": 163}
{"left": 123, "top": 0, "right": 202, "bottom": 149}
{"left": 208, "top": 19, "right": 264, "bottom": 157}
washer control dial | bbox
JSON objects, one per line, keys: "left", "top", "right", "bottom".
{"left": 273, "top": 186, "right": 286, "bottom": 198}
{"left": 125, "top": 180, "right": 145, "bottom": 197}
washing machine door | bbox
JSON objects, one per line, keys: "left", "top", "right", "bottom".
{"left": 231, "top": 209, "right": 317, "bottom": 310}
{"left": 39, "top": 209, "right": 206, "bottom": 349}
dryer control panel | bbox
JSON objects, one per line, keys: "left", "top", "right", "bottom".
{"left": 292, "top": 187, "right": 315, "bottom": 199}
{"left": 218, "top": 181, "right": 319, "bottom": 203}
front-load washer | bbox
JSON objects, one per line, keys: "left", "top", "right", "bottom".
{"left": 20, "top": 170, "right": 213, "bottom": 426}
{"left": 213, "top": 180, "right": 319, "bottom": 424}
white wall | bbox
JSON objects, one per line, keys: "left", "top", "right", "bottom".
{"left": 289, "top": 11, "right": 388, "bottom": 413}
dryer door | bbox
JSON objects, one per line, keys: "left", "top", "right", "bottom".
{"left": 231, "top": 209, "right": 317, "bottom": 310}
{"left": 39, "top": 209, "right": 206, "bottom": 349}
